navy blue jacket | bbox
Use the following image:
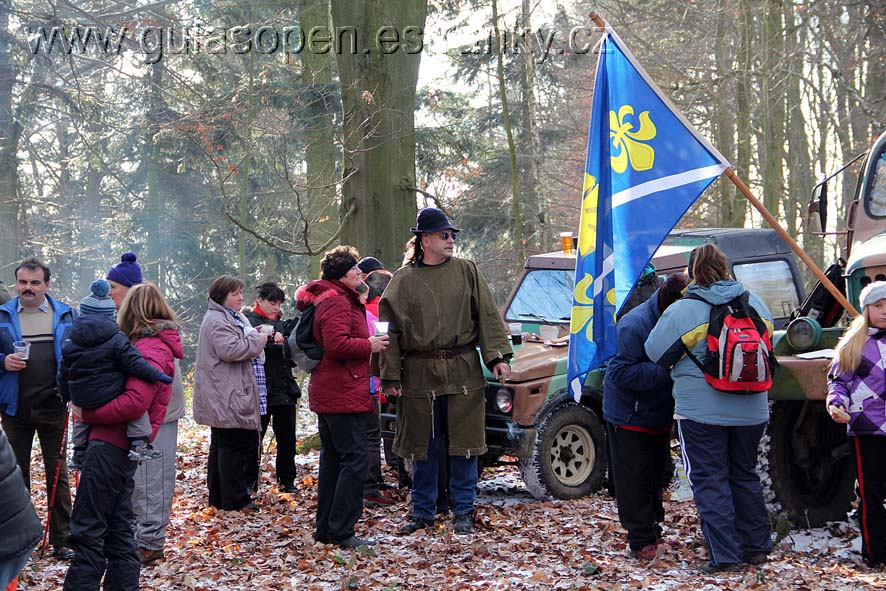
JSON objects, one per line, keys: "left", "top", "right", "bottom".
{"left": 602, "top": 290, "right": 674, "bottom": 429}
{"left": 59, "top": 314, "right": 171, "bottom": 408}
{"left": 0, "top": 295, "right": 76, "bottom": 416}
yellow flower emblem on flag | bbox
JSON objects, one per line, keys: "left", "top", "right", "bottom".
{"left": 578, "top": 173, "right": 598, "bottom": 256}
{"left": 609, "top": 105, "right": 656, "bottom": 174}
{"left": 571, "top": 272, "right": 596, "bottom": 340}
{"left": 571, "top": 275, "right": 619, "bottom": 340}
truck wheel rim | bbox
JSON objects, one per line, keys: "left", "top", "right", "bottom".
{"left": 550, "top": 425, "right": 595, "bottom": 486}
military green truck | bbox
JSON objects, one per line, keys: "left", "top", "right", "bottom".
{"left": 476, "top": 130, "right": 886, "bottom": 526}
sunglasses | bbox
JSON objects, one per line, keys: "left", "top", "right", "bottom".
{"left": 436, "top": 231, "right": 457, "bottom": 241}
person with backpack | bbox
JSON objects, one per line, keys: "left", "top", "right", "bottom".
{"left": 644, "top": 244, "right": 774, "bottom": 574}
{"left": 242, "top": 282, "right": 301, "bottom": 495}
{"left": 826, "top": 280, "right": 886, "bottom": 568}
{"left": 296, "top": 246, "right": 389, "bottom": 548}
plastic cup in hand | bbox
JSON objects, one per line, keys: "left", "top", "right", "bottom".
{"left": 508, "top": 322, "right": 523, "bottom": 345}
{"left": 374, "top": 321, "right": 389, "bottom": 336}
{"left": 258, "top": 324, "right": 275, "bottom": 336}
{"left": 13, "top": 341, "right": 30, "bottom": 360}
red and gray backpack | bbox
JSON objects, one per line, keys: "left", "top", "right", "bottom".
{"left": 683, "top": 292, "right": 776, "bottom": 394}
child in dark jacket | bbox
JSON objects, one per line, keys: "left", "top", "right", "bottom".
{"left": 60, "top": 280, "right": 173, "bottom": 469}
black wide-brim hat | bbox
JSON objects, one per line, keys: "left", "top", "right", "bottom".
{"left": 411, "top": 207, "right": 460, "bottom": 235}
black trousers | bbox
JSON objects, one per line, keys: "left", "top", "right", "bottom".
{"left": 853, "top": 435, "right": 886, "bottom": 566}
{"left": 607, "top": 423, "right": 672, "bottom": 551}
{"left": 207, "top": 427, "right": 259, "bottom": 510}
{"left": 2, "top": 406, "right": 72, "bottom": 547}
{"left": 315, "top": 412, "right": 369, "bottom": 543}
{"left": 260, "top": 405, "right": 297, "bottom": 487}
{"left": 64, "top": 441, "right": 139, "bottom": 591}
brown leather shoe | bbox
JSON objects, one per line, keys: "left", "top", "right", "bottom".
{"left": 139, "top": 548, "right": 164, "bottom": 565}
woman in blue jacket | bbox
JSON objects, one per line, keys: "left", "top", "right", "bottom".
{"left": 644, "top": 245, "right": 773, "bottom": 573}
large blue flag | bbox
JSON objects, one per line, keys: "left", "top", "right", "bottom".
{"left": 567, "top": 27, "right": 729, "bottom": 401}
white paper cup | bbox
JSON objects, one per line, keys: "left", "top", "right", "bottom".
{"left": 374, "top": 321, "right": 389, "bottom": 336}
{"left": 13, "top": 341, "right": 30, "bottom": 360}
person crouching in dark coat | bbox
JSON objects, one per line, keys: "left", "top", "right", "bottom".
{"left": 297, "top": 246, "right": 389, "bottom": 549}
{"left": 602, "top": 272, "right": 688, "bottom": 561}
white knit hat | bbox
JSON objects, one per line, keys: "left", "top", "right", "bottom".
{"left": 859, "top": 280, "right": 886, "bottom": 309}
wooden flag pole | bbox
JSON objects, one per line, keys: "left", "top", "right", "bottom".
{"left": 725, "top": 168, "right": 859, "bottom": 317}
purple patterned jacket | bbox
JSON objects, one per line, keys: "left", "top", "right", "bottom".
{"left": 827, "top": 329, "right": 886, "bottom": 437}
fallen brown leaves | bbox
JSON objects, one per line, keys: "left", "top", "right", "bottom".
{"left": 17, "top": 417, "right": 886, "bottom": 591}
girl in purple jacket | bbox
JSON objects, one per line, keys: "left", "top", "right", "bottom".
{"left": 827, "top": 280, "right": 886, "bottom": 568}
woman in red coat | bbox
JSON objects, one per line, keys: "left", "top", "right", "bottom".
{"left": 64, "top": 284, "right": 182, "bottom": 590}
{"left": 295, "top": 246, "right": 388, "bottom": 548}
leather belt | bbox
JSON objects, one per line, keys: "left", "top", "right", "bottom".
{"left": 406, "top": 343, "right": 476, "bottom": 360}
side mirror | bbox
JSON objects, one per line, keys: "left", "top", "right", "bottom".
{"left": 811, "top": 181, "right": 828, "bottom": 230}
{"left": 806, "top": 200, "right": 823, "bottom": 234}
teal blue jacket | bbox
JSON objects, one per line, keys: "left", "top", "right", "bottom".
{"left": 644, "top": 281, "right": 772, "bottom": 427}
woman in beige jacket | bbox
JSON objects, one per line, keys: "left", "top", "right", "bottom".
{"left": 194, "top": 276, "right": 269, "bottom": 511}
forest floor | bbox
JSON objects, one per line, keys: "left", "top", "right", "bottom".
{"left": 16, "top": 415, "right": 886, "bottom": 591}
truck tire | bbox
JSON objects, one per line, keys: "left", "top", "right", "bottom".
{"left": 767, "top": 400, "right": 856, "bottom": 527}
{"left": 519, "top": 402, "right": 606, "bottom": 499}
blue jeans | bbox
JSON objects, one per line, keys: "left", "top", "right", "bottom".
{"left": 411, "top": 396, "right": 478, "bottom": 520}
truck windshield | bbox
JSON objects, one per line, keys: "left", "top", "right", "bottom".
{"left": 867, "top": 147, "right": 886, "bottom": 218}
{"left": 732, "top": 259, "right": 800, "bottom": 321}
{"left": 504, "top": 269, "right": 573, "bottom": 323}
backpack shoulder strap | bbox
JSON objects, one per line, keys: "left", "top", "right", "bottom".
{"left": 679, "top": 292, "right": 710, "bottom": 371}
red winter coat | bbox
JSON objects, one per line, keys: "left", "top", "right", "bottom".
{"left": 81, "top": 324, "right": 183, "bottom": 451}
{"left": 296, "top": 279, "right": 373, "bottom": 415}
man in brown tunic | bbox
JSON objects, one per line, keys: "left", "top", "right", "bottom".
{"left": 379, "top": 208, "right": 512, "bottom": 535}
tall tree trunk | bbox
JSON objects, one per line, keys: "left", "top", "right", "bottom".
{"left": 0, "top": 0, "right": 19, "bottom": 279}
{"left": 492, "top": 0, "right": 524, "bottom": 263}
{"left": 733, "top": 0, "right": 753, "bottom": 223}
{"left": 299, "top": 0, "right": 339, "bottom": 276}
{"left": 713, "top": 0, "right": 741, "bottom": 227}
{"left": 519, "top": 0, "right": 544, "bottom": 251}
{"left": 759, "top": 0, "right": 786, "bottom": 222}
{"left": 784, "top": 1, "right": 817, "bottom": 268}
{"left": 143, "top": 64, "right": 164, "bottom": 289}
{"left": 331, "top": 0, "right": 427, "bottom": 268}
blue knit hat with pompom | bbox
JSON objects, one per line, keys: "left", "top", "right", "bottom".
{"left": 107, "top": 252, "right": 143, "bottom": 287}
{"left": 80, "top": 279, "right": 116, "bottom": 316}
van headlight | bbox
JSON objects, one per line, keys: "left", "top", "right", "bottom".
{"left": 785, "top": 317, "right": 822, "bottom": 351}
{"left": 495, "top": 388, "right": 513, "bottom": 413}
